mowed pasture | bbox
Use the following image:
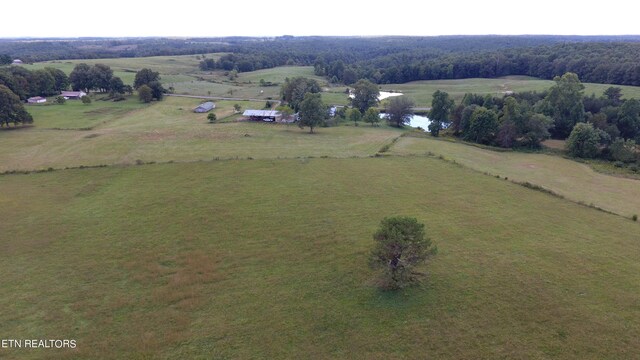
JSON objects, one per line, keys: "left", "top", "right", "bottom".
{"left": 390, "top": 135, "right": 640, "bottom": 218}
{"left": 0, "top": 96, "right": 401, "bottom": 172}
{"left": 3, "top": 58, "right": 640, "bottom": 358}
{"left": 1, "top": 157, "right": 639, "bottom": 359}
{"left": 22, "top": 53, "right": 223, "bottom": 85}
{"left": 171, "top": 66, "right": 333, "bottom": 101}
{"left": 24, "top": 97, "right": 148, "bottom": 129}
{"left": 378, "top": 76, "right": 640, "bottom": 107}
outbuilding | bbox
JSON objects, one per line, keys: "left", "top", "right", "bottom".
{"left": 11, "top": 59, "right": 23, "bottom": 65}
{"left": 242, "top": 109, "right": 281, "bottom": 122}
{"left": 194, "top": 102, "right": 216, "bottom": 113}
{"left": 61, "top": 91, "right": 87, "bottom": 99}
{"left": 27, "top": 96, "right": 47, "bottom": 104}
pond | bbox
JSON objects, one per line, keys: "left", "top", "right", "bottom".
{"left": 378, "top": 91, "right": 403, "bottom": 100}
{"left": 408, "top": 114, "right": 431, "bottom": 130}
{"left": 349, "top": 91, "right": 403, "bottom": 101}
{"left": 380, "top": 113, "right": 431, "bottom": 130}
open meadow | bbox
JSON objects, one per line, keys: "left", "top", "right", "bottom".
{"left": 23, "top": 54, "right": 640, "bottom": 108}
{"left": 377, "top": 76, "right": 640, "bottom": 107}
{"left": 22, "top": 54, "right": 222, "bottom": 86}
{"left": 2, "top": 58, "right": 640, "bottom": 359}
{"left": 389, "top": 135, "right": 640, "bottom": 218}
{"left": 1, "top": 156, "right": 639, "bottom": 359}
{"left": 0, "top": 96, "right": 401, "bottom": 172}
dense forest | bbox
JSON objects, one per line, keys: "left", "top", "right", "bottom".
{"left": 2, "top": 36, "right": 640, "bottom": 86}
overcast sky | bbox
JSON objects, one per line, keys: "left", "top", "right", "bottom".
{"left": 2, "top": 0, "right": 637, "bottom": 38}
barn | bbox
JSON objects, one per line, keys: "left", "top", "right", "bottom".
{"left": 242, "top": 110, "right": 281, "bottom": 122}
{"left": 61, "top": 91, "right": 87, "bottom": 99}
{"left": 194, "top": 102, "right": 216, "bottom": 113}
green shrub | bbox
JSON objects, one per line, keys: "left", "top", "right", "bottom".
{"left": 566, "top": 123, "right": 600, "bottom": 158}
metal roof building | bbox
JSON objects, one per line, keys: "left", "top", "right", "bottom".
{"left": 242, "top": 110, "right": 281, "bottom": 122}
{"left": 242, "top": 110, "right": 280, "bottom": 117}
{"left": 194, "top": 102, "right": 216, "bottom": 113}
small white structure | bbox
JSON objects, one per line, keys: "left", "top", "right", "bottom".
{"left": 11, "top": 59, "right": 23, "bottom": 65}
{"left": 60, "top": 91, "right": 87, "bottom": 99}
{"left": 27, "top": 96, "right": 47, "bottom": 104}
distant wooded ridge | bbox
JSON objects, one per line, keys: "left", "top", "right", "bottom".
{"left": 2, "top": 36, "right": 640, "bottom": 86}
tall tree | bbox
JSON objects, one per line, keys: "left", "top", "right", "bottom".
{"left": 69, "top": 63, "right": 93, "bottom": 93}
{"left": 275, "top": 105, "right": 294, "bottom": 122}
{"left": 0, "top": 85, "right": 33, "bottom": 127}
{"left": 29, "top": 69, "right": 56, "bottom": 97}
{"left": 148, "top": 81, "right": 165, "bottom": 101}
{"left": 298, "top": 92, "right": 325, "bottom": 133}
{"left": 109, "top": 76, "right": 125, "bottom": 95}
{"left": 138, "top": 85, "right": 153, "bottom": 103}
{"left": 280, "top": 77, "right": 321, "bottom": 112}
{"left": 520, "top": 114, "right": 552, "bottom": 148}
{"left": 465, "top": 107, "right": 498, "bottom": 144}
{"left": 616, "top": 98, "right": 640, "bottom": 140}
{"left": 386, "top": 96, "right": 414, "bottom": 127}
{"left": 428, "top": 90, "right": 454, "bottom": 137}
{"left": 369, "top": 216, "right": 437, "bottom": 290}
{"left": 134, "top": 68, "right": 161, "bottom": 89}
{"left": 351, "top": 79, "right": 379, "bottom": 113}
{"left": 363, "top": 107, "right": 381, "bottom": 126}
{"left": 0, "top": 70, "right": 26, "bottom": 100}
{"left": 543, "top": 72, "right": 585, "bottom": 139}
{"left": 603, "top": 87, "right": 623, "bottom": 106}
{"left": 89, "top": 64, "right": 113, "bottom": 92}
{"left": 0, "top": 54, "right": 11, "bottom": 65}
{"left": 566, "top": 122, "right": 601, "bottom": 158}
{"left": 348, "top": 108, "right": 361, "bottom": 126}
{"left": 44, "top": 67, "right": 69, "bottom": 92}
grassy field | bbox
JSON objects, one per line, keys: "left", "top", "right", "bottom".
{"left": 24, "top": 55, "right": 640, "bottom": 107}
{"left": 22, "top": 53, "right": 224, "bottom": 85}
{"left": 169, "top": 66, "right": 340, "bottom": 101}
{"left": 376, "top": 76, "right": 640, "bottom": 107}
{"left": 4, "top": 59, "right": 640, "bottom": 359}
{"left": 0, "top": 96, "right": 401, "bottom": 172}
{"left": 1, "top": 157, "right": 639, "bottom": 359}
{"left": 390, "top": 135, "right": 640, "bottom": 218}
{"left": 24, "top": 97, "right": 148, "bottom": 129}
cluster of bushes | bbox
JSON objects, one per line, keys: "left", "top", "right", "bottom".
{"left": 566, "top": 124, "right": 639, "bottom": 170}
{"left": 434, "top": 73, "right": 638, "bottom": 158}
{"left": 133, "top": 68, "right": 165, "bottom": 103}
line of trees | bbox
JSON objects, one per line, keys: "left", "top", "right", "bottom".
{"left": 69, "top": 63, "right": 132, "bottom": 96}
{"left": 0, "top": 84, "right": 32, "bottom": 127}
{"left": 192, "top": 37, "right": 640, "bottom": 87}
{"left": 4, "top": 37, "right": 640, "bottom": 87}
{"left": 319, "top": 42, "right": 640, "bottom": 86}
{"left": 0, "top": 66, "right": 69, "bottom": 100}
{"left": 426, "top": 73, "right": 639, "bottom": 166}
